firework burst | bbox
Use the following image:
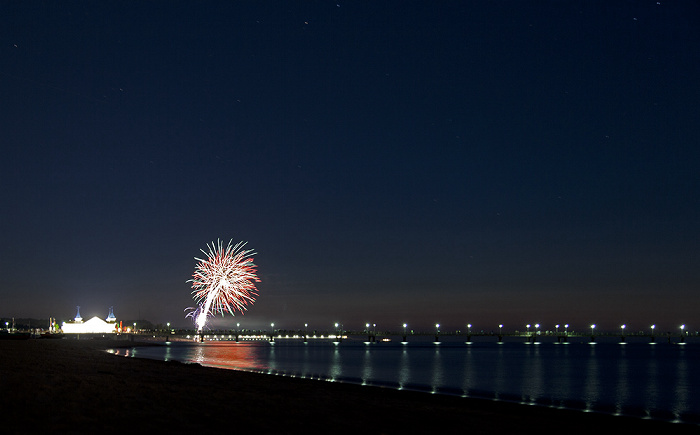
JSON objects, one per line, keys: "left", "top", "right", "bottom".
{"left": 187, "top": 239, "right": 260, "bottom": 332}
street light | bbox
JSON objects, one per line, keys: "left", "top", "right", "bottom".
{"left": 499, "top": 324, "right": 503, "bottom": 335}
{"left": 564, "top": 324, "right": 569, "bottom": 335}
{"left": 620, "top": 324, "right": 626, "bottom": 343}
{"left": 467, "top": 324, "right": 472, "bottom": 334}
{"left": 680, "top": 324, "right": 686, "bottom": 344}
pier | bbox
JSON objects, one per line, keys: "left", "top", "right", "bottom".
{"left": 161, "top": 329, "right": 695, "bottom": 345}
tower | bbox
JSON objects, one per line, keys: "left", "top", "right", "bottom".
{"left": 74, "top": 306, "right": 83, "bottom": 322}
{"left": 106, "top": 306, "right": 116, "bottom": 323}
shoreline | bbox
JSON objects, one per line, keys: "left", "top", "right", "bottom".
{"left": 2, "top": 338, "right": 698, "bottom": 434}
{"left": 117, "top": 339, "right": 698, "bottom": 424}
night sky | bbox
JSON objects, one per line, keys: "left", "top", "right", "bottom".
{"left": 2, "top": 1, "right": 699, "bottom": 332}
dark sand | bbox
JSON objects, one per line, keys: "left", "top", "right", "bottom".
{"left": 1, "top": 338, "right": 697, "bottom": 434}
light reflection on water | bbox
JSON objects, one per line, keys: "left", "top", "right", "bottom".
{"left": 398, "top": 348, "right": 409, "bottom": 389}
{"left": 674, "top": 347, "right": 689, "bottom": 420}
{"left": 329, "top": 347, "right": 341, "bottom": 381}
{"left": 645, "top": 346, "right": 659, "bottom": 418}
{"left": 521, "top": 345, "right": 543, "bottom": 405}
{"left": 615, "top": 346, "right": 628, "bottom": 415}
{"left": 431, "top": 347, "right": 442, "bottom": 393}
{"left": 583, "top": 345, "right": 599, "bottom": 411}
{"left": 110, "top": 338, "right": 700, "bottom": 424}
{"left": 361, "top": 348, "right": 372, "bottom": 385}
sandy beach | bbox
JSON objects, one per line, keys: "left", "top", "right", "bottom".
{"left": 1, "top": 338, "right": 697, "bottom": 434}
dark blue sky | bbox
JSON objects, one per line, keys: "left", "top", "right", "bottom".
{"left": 2, "top": 1, "right": 698, "bottom": 332}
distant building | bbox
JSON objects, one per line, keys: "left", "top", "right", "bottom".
{"left": 61, "top": 306, "right": 118, "bottom": 334}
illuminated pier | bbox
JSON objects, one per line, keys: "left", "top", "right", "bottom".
{"left": 173, "top": 329, "right": 694, "bottom": 345}
{"left": 114, "top": 321, "right": 696, "bottom": 345}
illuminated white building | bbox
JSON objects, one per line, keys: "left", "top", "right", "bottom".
{"left": 61, "top": 306, "right": 118, "bottom": 334}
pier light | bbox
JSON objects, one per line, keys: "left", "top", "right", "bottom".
{"left": 499, "top": 324, "right": 503, "bottom": 334}
{"left": 590, "top": 324, "right": 596, "bottom": 333}
{"left": 435, "top": 324, "right": 440, "bottom": 332}
{"left": 403, "top": 323, "right": 407, "bottom": 332}
{"left": 651, "top": 324, "right": 655, "bottom": 332}
{"left": 167, "top": 322, "right": 170, "bottom": 331}
{"left": 680, "top": 324, "right": 686, "bottom": 333}
{"left": 621, "top": 324, "right": 626, "bottom": 332}
{"left": 467, "top": 324, "right": 472, "bottom": 334}
{"left": 526, "top": 324, "right": 531, "bottom": 334}
{"left": 555, "top": 325, "right": 560, "bottom": 333}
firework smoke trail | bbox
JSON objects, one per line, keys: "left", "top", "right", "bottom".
{"left": 188, "top": 239, "right": 260, "bottom": 332}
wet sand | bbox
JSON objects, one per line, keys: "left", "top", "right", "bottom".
{"left": 1, "top": 338, "right": 697, "bottom": 434}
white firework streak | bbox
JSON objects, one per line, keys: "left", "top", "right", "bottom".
{"left": 184, "top": 304, "right": 209, "bottom": 327}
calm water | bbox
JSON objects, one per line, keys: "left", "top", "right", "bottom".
{"left": 109, "top": 336, "right": 700, "bottom": 424}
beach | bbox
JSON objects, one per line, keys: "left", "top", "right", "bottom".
{"left": 1, "top": 338, "right": 697, "bottom": 434}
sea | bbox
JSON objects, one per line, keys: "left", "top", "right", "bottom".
{"left": 108, "top": 335, "right": 700, "bottom": 425}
